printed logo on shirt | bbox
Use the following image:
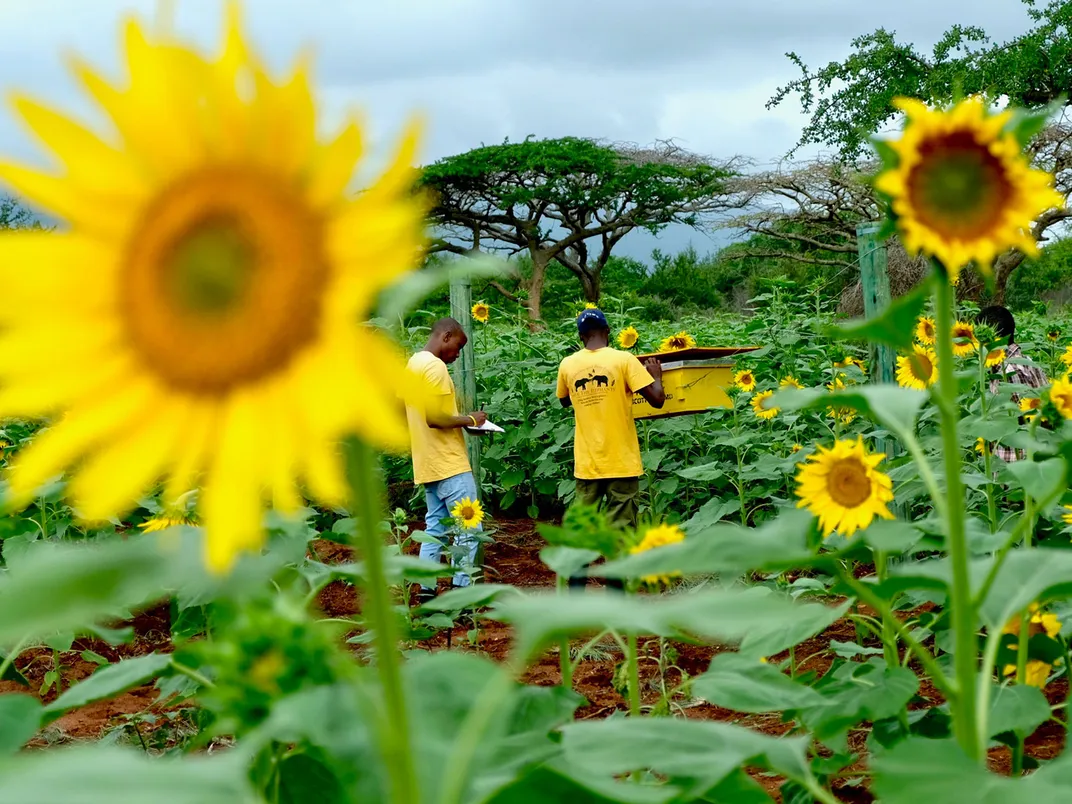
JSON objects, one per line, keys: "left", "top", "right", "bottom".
{"left": 572, "top": 367, "right": 616, "bottom": 407}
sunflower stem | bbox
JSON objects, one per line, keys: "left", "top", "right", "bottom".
{"left": 933, "top": 274, "right": 981, "bottom": 761}
{"left": 345, "top": 437, "right": 418, "bottom": 804}
{"left": 626, "top": 631, "right": 642, "bottom": 717}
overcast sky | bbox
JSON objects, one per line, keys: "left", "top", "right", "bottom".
{"left": 0, "top": 0, "right": 1037, "bottom": 258}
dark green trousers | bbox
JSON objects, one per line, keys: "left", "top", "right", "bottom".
{"left": 569, "top": 477, "right": 639, "bottom": 589}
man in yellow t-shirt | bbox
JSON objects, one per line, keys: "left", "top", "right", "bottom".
{"left": 406, "top": 317, "right": 487, "bottom": 604}
{"left": 556, "top": 308, "right": 664, "bottom": 588}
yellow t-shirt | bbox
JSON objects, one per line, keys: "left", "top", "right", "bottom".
{"left": 406, "top": 351, "right": 471, "bottom": 485}
{"left": 556, "top": 347, "right": 654, "bottom": 480}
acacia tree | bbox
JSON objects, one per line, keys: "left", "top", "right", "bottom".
{"left": 720, "top": 125, "right": 1072, "bottom": 306}
{"left": 420, "top": 137, "right": 738, "bottom": 322}
{"left": 768, "top": 0, "right": 1072, "bottom": 160}
{"left": 0, "top": 196, "right": 36, "bottom": 230}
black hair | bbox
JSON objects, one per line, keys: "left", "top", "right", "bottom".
{"left": 975, "top": 305, "right": 1015, "bottom": 343}
{"left": 430, "top": 317, "right": 464, "bottom": 337}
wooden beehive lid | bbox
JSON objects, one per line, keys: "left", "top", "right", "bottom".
{"left": 636, "top": 346, "right": 761, "bottom": 362}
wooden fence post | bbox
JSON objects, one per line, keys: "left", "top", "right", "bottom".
{"left": 449, "top": 276, "right": 481, "bottom": 500}
{"left": 856, "top": 222, "right": 907, "bottom": 530}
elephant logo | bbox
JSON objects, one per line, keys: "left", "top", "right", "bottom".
{"left": 592, "top": 374, "right": 609, "bottom": 387}
{"left": 574, "top": 377, "right": 591, "bottom": 391}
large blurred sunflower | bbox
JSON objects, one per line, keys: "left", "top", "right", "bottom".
{"left": 874, "top": 96, "right": 1062, "bottom": 282}
{"left": 896, "top": 344, "right": 937, "bottom": 389}
{"left": 0, "top": 6, "right": 427, "bottom": 572}
{"left": 795, "top": 437, "right": 895, "bottom": 538}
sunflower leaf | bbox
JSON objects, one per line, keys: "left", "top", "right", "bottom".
{"left": 827, "top": 279, "right": 931, "bottom": 351}
{"left": 774, "top": 386, "right": 927, "bottom": 441}
{"left": 376, "top": 253, "right": 508, "bottom": 321}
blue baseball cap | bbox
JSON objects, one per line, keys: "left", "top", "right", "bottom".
{"left": 577, "top": 308, "right": 608, "bottom": 334}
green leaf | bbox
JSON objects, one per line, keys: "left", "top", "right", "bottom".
{"left": 376, "top": 253, "right": 507, "bottom": 321}
{"left": 0, "top": 747, "right": 256, "bottom": 803}
{"left": 277, "top": 751, "right": 347, "bottom": 804}
{"left": 491, "top": 586, "right": 849, "bottom": 663}
{"left": 484, "top": 763, "right": 678, "bottom": 804}
{"left": 559, "top": 718, "right": 812, "bottom": 791}
{"left": 976, "top": 549, "right": 1072, "bottom": 631}
{"left": 539, "top": 547, "right": 601, "bottom": 579}
{"left": 675, "top": 462, "right": 725, "bottom": 482}
{"left": 692, "top": 653, "right": 826, "bottom": 713}
{"left": 987, "top": 683, "right": 1050, "bottom": 738}
{"left": 0, "top": 694, "right": 41, "bottom": 753}
{"left": 600, "top": 508, "right": 822, "bottom": 579}
{"left": 684, "top": 497, "right": 740, "bottom": 530}
{"left": 0, "top": 531, "right": 283, "bottom": 644}
{"left": 800, "top": 663, "right": 918, "bottom": 741}
{"left": 862, "top": 520, "right": 924, "bottom": 555}
{"left": 0, "top": 651, "right": 29, "bottom": 686}
{"left": 1006, "top": 458, "right": 1067, "bottom": 507}
{"left": 775, "top": 385, "right": 927, "bottom": 440}
{"left": 873, "top": 737, "right": 1072, "bottom": 802}
{"left": 44, "top": 653, "right": 173, "bottom": 721}
{"left": 828, "top": 280, "right": 930, "bottom": 351}
{"left": 418, "top": 583, "right": 522, "bottom": 613}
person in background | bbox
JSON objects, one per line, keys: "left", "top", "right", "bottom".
{"left": 976, "top": 305, "right": 1049, "bottom": 463}
{"left": 557, "top": 308, "right": 666, "bottom": 589}
{"left": 405, "top": 317, "right": 487, "bottom": 604}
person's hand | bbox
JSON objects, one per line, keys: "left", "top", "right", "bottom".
{"left": 466, "top": 410, "right": 488, "bottom": 427}
{"left": 644, "top": 357, "right": 662, "bottom": 381}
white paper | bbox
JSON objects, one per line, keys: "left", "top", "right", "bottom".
{"left": 465, "top": 419, "right": 504, "bottom": 433}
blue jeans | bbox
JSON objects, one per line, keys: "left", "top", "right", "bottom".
{"left": 420, "top": 471, "right": 481, "bottom": 589}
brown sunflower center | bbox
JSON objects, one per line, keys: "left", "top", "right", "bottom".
{"left": 907, "top": 130, "right": 1013, "bottom": 238}
{"left": 122, "top": 169, "right": 328, "bottom": 394}
{"left": 460, "top": 506, "right": 475, "bottom": 520}
{"left": 827, "top": 458, "right": 872, "bottom": 509}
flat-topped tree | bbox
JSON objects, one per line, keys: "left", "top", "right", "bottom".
{"left": 420, "top": 136, "right": 738, "bottom": 323}
{"left": 768, "top": 0, "right": 1072, "bottom": 162}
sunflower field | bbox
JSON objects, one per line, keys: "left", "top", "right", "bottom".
{"left": 6, "top": 6, "right": 1072, "bottom": 804}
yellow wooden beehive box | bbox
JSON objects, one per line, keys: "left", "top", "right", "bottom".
{"left": 632, "top": 346, "right": 760, "bottom": 420}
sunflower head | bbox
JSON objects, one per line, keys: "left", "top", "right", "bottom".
{"left": 779, "top": 375, "right": 804, "bottom": 390}
{"left": 874, "top": 96, "right": 1063, "bottom": 283}
{"left": 659, "top": 331, "right": 696, "bottom": 352}
{"left": 630, "top": 523, "right": 686, "bottom": 586}
{"left": 974, "top": 437, "right": 986, "bottom": 454}
{"left": 734, "top": 369, "right": 756, "bottom": 392}
{"left": 617, "top": 326, "right": 639, "bottom": 349}
{"left": 451, "top": 497, "right": 484, "bottom": 529}
{"left": 791, "top": 443, "right": 804, "bottom": 453}
{"left": 896, "top": 344, "right": 938, "bottom": 390}
{"left": 952, "top": 321, "right": 980, "bottom": 357}
{"left": 795, "top": 437, "right": 895, "bottom": 538}
{"left": 751, "top": 389, "right": 779, "bottom": 420}
{"left": 1048, "top": 328, "right": 1061, "bottom": 343}
{"left": 835, "top": 356, "right": 867, "bottom": 373}
{"left": 584, "top": 302, "right": 599, "bottom": 310}
{"left": 0, "top": 5, "right": 429, "bottom": 573}
{"left": 1002, "top": 659, "right": 1052, "bottom": 688}
{"left": 1019, "top": 396, "right": 1042, "bottom": 419}
{"left": 984, "top": 347, "right": 1006, "bottom": 368}
{"left": 1048, "top": 376, "right": 1072, "bottom": 419}
{"left": 915, "top": 316, "right": 937, "bottom": 345}
{"left": 471, "top": 302, "right": 490, "bottom": 323}
{"left": 1063, "top": 504, "right": 1072, "bottom": 525}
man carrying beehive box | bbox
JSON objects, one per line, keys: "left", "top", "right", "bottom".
{"left": 556, "top": 308, "right": 665, "bottom": 589}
